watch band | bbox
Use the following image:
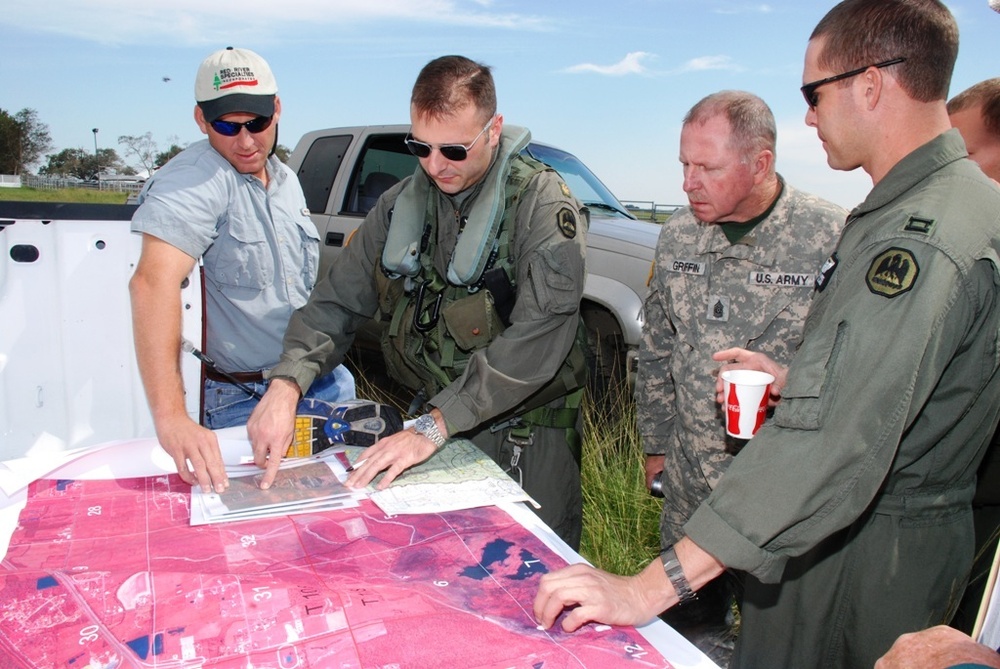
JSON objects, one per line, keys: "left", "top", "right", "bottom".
{"left": 661, "top": 547, "right": 697, "bottom": 603}
{"left": 414, "top": 414, "right": 447, "bottom": 450}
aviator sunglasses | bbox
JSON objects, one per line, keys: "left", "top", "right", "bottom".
{"left": 405, "top": 116, "right": 495, "bottom": 162}
{"left": 800, "top": 57, "right": 906, "bottom": 108}
{"left": 209, "top": 115, "right": 274, "bottom": 137}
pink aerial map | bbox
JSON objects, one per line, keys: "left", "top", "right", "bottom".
{"left": 0, "top": 474, "right": 672, "bottom": 668}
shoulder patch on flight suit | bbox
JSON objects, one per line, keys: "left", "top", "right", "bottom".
{"left": 559, "top": 181, "right": 572, "bottom": 198}
{"left": 866, "top": 247, "right": 919, "bottom": 298}
{"left": 903, "top": 216, "right": 935, "bottom": 234}
{"left": 557, "top": 208, "right": 577, "bottom": 239}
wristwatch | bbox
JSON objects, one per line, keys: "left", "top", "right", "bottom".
{"left": 661, "top": 547, "right": 697, "bottom": 603}
{"left": 413, "top": 414, "right": 447, "bottom": 450}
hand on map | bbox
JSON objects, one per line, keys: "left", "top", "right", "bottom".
{"left": 533, "top": 562, "right": 663, "bottom": 632}
{"left": 344, "top": 422, "right": 441, "bottom": 490}
{"left": 712, "top": 346, "right": 788, "bottom": 407}
{"left": 874, "top": 625, "right": 1000, "bottom": 669}
{"left": 157, "top": 414, "right": 228, "bottom": 493}
{"left": 534, "top": 537, "right": 727, "bottom": 633}
{"left": 247, "top": 378, "right": 301, "bottom": 489}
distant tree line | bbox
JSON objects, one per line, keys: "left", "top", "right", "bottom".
{"left": 1, "top": 107, "right": 291, "bottom": 181}
{"left": 0, "top": 108, "right": 52, "bottom": 175}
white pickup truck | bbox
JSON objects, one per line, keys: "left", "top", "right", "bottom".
{"left": 0, "top": 129, "right": 661, "bottom": 460}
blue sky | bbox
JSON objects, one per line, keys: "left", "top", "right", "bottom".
{"left": 2, "top": 0, "right": 996, "bottom": 210}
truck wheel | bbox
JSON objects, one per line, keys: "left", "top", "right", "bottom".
{"left": 582, "top": 306, "right": 628, "bottom": 407}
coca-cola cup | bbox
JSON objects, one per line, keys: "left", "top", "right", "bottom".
{"left": 721, "top": 369, "right": 775, "bottom": 439}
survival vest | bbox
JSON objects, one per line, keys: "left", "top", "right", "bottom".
{"left": 375, "top": 126, "right": 588, "bottom": 423}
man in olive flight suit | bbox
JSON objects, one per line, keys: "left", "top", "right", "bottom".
{"left": 248, "top": 55, "right": 589, "bottom": 548}
{"left": 534, "top": 2, "right": 1000, "bottom": 668}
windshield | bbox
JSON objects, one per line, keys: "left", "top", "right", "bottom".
{"left": 523, "top": 143, "right": 635, "bottom": 220}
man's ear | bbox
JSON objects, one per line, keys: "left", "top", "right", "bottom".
{"left": 489, "top": 113, "right": 504, "bottom": 148}
{"left": 862, "top": 67, "right": 885, "bottom": 111}
{"left": 194, "top": 105, "right": 210, "bottom": 135}
{"left": 753, "top": 149, "right": 775, "bottom": 183}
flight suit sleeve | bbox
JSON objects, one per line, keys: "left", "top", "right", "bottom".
{"left": 684, "top": 238, "right": 991, "bottom": 582}
{"left": 268, "top": 182, "right": 402, "bottom": 393}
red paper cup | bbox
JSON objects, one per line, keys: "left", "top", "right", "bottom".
{"left": 721, "top": 369, "right": 775, "bottom": 438}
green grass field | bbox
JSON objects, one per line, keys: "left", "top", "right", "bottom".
{"left": 578, "top": 385, "right": 662, "bottom": 574}
{"left": 0, "top": 186, "right": 129, "bottom": 204}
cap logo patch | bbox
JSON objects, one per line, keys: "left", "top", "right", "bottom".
{"left": 214, "top": 67, "right": 259, "bottom": 92}
{"left": 866, "top": 247, "right": 918, "bottom": 298}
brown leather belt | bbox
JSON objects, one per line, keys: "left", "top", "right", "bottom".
{"left": 204, "top": 368, "right": 265, "bottom": 384}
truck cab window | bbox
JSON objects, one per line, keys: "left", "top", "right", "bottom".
{"left": 344, "top": 134, "right": 417, "bottom": 215}
{"left": 296, "top": 134, "right": 352, "bottom": 214}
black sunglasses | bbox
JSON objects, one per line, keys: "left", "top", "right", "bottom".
{"left": 405, "top": 116, "right": 494, "bottom": 162}
{"left": 209, "top": 115, "right": 274, "bottom": 137}
{"left": 800, "top": 57, "right": 906, "bottom": 108}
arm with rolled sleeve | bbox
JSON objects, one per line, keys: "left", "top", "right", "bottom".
{"left": 130, "top": 145, "right": 237, "bottom": 492}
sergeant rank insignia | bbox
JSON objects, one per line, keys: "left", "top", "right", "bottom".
{"left": 866, "top": 247, "right": 918, "bottom": 298}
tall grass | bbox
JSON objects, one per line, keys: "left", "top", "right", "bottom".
{"left": 579, "top": 383, "right": 662, "bottom": 574}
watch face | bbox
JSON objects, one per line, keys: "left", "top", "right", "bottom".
{"left": 415, "top": 414, "right": 444, "bottom": 447}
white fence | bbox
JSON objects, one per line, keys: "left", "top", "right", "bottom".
{"left": 0, "top": 174, "right": 22, "bottom": 188}
{"left": 620, "top": 200, "right": 683, "bottom": 223}
{"left": 18, "top": 174, "right": 145, "bottom": 194}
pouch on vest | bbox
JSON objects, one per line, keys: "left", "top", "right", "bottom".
{"left": 441, "top": 289, "right": 505, "bottom": 352}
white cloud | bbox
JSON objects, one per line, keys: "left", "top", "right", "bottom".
{"left": 1, "top": 0, "right": 551, "bottom": 46}
{"left": 563, "top": 52, "right": 655, "bottom": 76}
{"left": 713, "top": 4, "right": 774, "bottom": 15}
{"left": 672, "top": 55, "right": 743, "bottom": 75}
{"left": 775, "top": 117, "right": 872, "bottom": 210}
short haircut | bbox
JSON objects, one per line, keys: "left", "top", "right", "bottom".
{"left": 948, "top": 78, "right": 1000, "bottom": 139}
{"left": 410, "top": 55, "right": 497, "bottom": 123}
{"left": 683, "top": 90, "right": 777, "bottom": 165}
{"left": 810, "top": 0, "right": 958, "bottom": 103}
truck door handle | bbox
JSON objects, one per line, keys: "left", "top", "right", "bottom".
{"left": 325, "top": 232, "right": 345, "bottom": 248}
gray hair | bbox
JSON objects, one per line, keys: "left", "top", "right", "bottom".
{"left": 683, "top": 90, "right": 777, "bottom": 165}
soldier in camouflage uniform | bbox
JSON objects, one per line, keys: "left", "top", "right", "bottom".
{"left": 636, "top": 90, "right": 844, "bottom": 658}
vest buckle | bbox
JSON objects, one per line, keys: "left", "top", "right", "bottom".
{"left": 412, "top": 280, "right": 443, "bottom": 333}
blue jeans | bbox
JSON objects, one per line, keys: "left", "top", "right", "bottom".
{"left": 202, "top": 365, "right": 357, "bottom": 430}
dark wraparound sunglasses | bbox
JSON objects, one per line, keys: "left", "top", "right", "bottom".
{"left": 405, "top": 116, "right": 494, "bottom": 162}
{"left": 209, "top": 115, "right": 274, "bottom": 137}
{"left": 800, "top": 57, "right": 906, "bottom": 108}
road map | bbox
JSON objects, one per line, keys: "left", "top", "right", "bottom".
{"left": 0, "top": 473, "right": 673, "bottom": 668}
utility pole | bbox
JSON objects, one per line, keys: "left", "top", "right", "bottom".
{"left": 92, "top": 128, "right": 100, "bottom": 180}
